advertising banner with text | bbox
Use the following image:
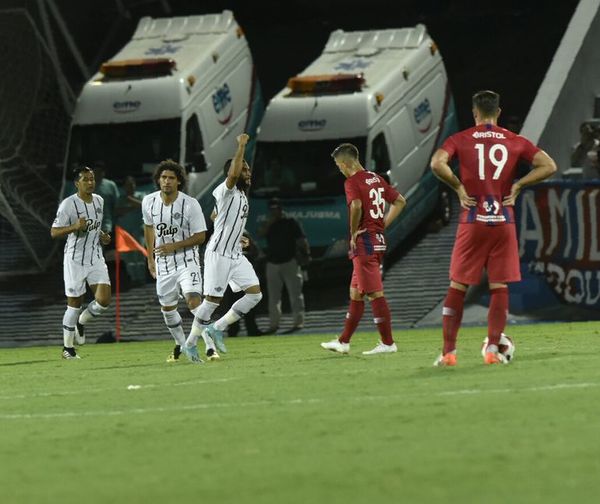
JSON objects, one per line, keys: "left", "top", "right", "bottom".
{"left": 516, "top": 181, "right": 600, "bottom": 310}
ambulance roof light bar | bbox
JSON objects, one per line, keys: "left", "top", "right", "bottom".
{"left": 286, "top": 73, "right": 365, "bottom": 96}
{"left": 100, "top": 58, "right": 176, "bottom": 80}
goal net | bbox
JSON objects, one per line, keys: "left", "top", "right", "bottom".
{"left": 0, "top": 8, "right": 73, "bottom": 275}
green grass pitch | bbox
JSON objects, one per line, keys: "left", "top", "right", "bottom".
{"left": 1, "top": 321, "right": 600, "bottom": 504}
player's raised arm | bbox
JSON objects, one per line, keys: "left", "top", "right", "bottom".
{"left": 430, "top": 148, "right": 476, "bottom": 210}
{"left": 225, "top": 133, "right": 250, "bottom": 189}
{"left": 503, "top": 150, "right": 557, "bottom": 206}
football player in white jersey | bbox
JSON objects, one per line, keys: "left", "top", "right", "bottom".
{"left": 142, "top": 160, "right": 215, "bottom": 364}
{"left": 184, "top": 133, "right": 263, "bottom": 355}
{"left": 51, "top": 166, "right": 112, "bottom": 359}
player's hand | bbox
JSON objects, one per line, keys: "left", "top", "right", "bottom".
{"left": 73, "top": 217, "right": 87, "bottom": 232}
{"left": 502, "top": 183, "right": 522, "bottom": 206}
{"left": 155, "top": 243, "right": 177, "bottom": 256}
{"left": 240, "top": 235, "right": 250, "bottom": 249}
{"left": 99, "top": 231, "right": 111, "bottom": 245}
{"left": 350, "top": 229, "right": 366, "bottom": 251}
{"left": 456, "top": 185, "right": 476, "bottom": 210}
{"left": 147, "top": 258, "right": 156, "bottom": 279}
{"left": 237, "top": 133, "right": 249, "bottom": 146}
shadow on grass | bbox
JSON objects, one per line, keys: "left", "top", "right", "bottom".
{"left": 0, "top": 359, "right": 53, "bottom": 366}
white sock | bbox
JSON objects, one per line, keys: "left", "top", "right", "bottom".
{"left": 187, "top": 301, "right": 219, "bottom": 348}
{"left": 213, "top": 293, "right": 262, "bottom": 331}
{"left": 192, "top": 300, "right": 220, "bottom": 325}
{"left": 79, "top": 300, "right": 108, "bottom": 325}
{"left": 162, "top": 310, "right": 186, "bottom": 346}
{"left": 63, "top": 306, "right": 80, "bottom": 347}
{"left": 213, "top": 309, "right": 240, "bottom": 331}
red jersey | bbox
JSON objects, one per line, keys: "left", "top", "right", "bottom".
{"left": 344, "top": 170, "right": 400, "bottom": 256}
{"left": 441, "top": 124, "right": 540, "bottom": 225}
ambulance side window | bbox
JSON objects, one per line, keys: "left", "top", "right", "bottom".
{"left": 185, "top": 114, "right": 207, "bottom": 172}
{"left": 371, "top": 132, "right": 391, "bottom": 178}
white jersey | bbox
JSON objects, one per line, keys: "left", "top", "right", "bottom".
{"left": 207, "top": 181, "right": 249, "bottom": 259}
{"left": 142, "top": 190, "right": 207, "bottom": 276}
{"left": 53, "top": 193, "right": 105, "bottom": 266}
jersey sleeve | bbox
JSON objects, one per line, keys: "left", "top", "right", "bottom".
{"left": 213, "top": 180, "right": 234, "bottom": 199}
{"left": 52, "top": 199, "right": 72, "bottom": 228}
{"left": 344, "top": 178, "right": 360, "bottom": 205}
{"left": 212, "top": 181, "right": 233, "bottom": 209}
{"left": 518, "top": 136, "right": 541, "bottom": 164}
{"left": 188, "top": 198, "right": 207, "bottom": 234}
{"left": 141, "top": 196, "right": 153, "bottom": 226}
{"left": 440, "top": 134, "right": 458, "bottom": 158}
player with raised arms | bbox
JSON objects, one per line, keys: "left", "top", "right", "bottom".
{"left": 183, "top": 133, "right": 263, "bottom": 357}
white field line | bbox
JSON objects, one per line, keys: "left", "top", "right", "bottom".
{"left": 1, "top": 382, "right": 599, "bottom": 421}
{"left": 0, "top": 369, "right": 379, "bottom": 402}
{"left": 0, "top": 377, "right": 237, "bottom": 401}
{"left": 438, "top": 382, "right": 600, "bottom": 396}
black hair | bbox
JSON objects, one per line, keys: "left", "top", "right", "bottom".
{"left": 472, "top": 90, "right": 500, "bottom": 117}
{"left": 72, "top": 166, "right": 94, "bottom": 182}
{"left": 222, "top": 158, "right": 251, "bottom": 192}
{"left": 223, "top": 158, "right": 233, "bottom": 177}
{"left": 331, "top": 143, "right": 359, "bottom": 160}
{"left": 153, "top": 159, "right": 187, "bottom": 188}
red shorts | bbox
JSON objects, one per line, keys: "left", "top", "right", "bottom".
{"left": 350, "top": 253, "right": 383, "bottom": 294}
{"left": 450, "top": 223, "right": 520, "bottom": 285}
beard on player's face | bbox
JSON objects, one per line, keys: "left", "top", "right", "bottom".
{"left": 237, "top": 178, "right": 250, "bottom": 191}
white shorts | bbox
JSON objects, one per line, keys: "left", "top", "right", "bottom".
{"left": 203, "top": 250, "right": 259, "bottom": 297}
{"left": 64, "top": 258, "right": 111, "bottom": 297}
{"left": 156, "top": 265, "right": 202, "bottom": 306}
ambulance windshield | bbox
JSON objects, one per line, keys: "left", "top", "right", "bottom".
{"left": 66, "top": 118, "right": 181, "bottom": 183}
{"left": 251, "top": 137, "right": 367, "bottom": 198}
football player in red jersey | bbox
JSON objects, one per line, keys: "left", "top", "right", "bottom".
{"left": 430, "top": 90, "right": 557, "bottom": 366}
{"left": 321, "top": 143, "right": 406, "bottom": 355}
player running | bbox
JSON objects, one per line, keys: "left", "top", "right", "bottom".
{"left": 142, "top": 160, "right": 214, "bottom": 364}
{"left": 51, "top": 166, "right": 112, "bottom": 359}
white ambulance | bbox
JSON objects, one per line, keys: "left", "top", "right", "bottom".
{"left": 64, "top": 10, "right": 264, "bottom": 212}
{"left": 246, "top": 24, "right": 458, "bottom": 277}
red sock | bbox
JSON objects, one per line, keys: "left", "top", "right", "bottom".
{"left": 442, "top": 287, "right": 466, "bottom": 354}
{"left": 488, "top": 287, "right": 509, "bottom": 347}
{"left": 339, "top": 300, "right": 364, "bottom": 343}
{"left": 370, "top": 297, "right": 394, "bottom": 346}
